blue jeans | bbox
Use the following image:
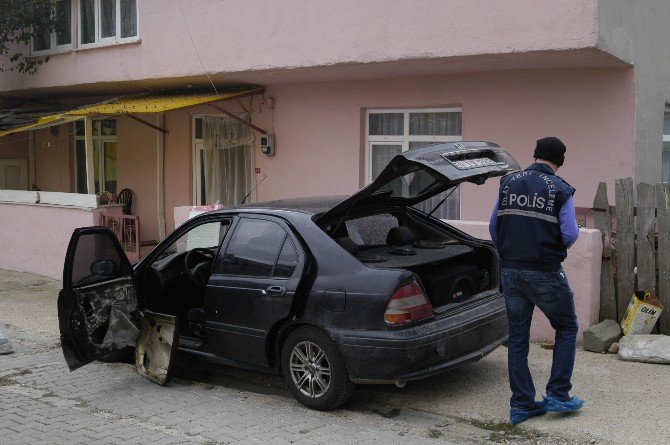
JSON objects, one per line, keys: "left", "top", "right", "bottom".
{"left": 500, "top": 268, "right": 578, "bottom": 409}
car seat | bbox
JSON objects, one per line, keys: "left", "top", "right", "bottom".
{"left": 386, "top": 226, "right": 417, "bottom": 246}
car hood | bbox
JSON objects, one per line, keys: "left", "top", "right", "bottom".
{"left": 315, "top": 141, "right": 519, "bottom": 224}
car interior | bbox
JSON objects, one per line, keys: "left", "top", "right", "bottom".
{"left": 139, "top": 220, "right": 231, "bottom": 341}
{"left": 327, "top": 211, "right": 496, "bottom": 309}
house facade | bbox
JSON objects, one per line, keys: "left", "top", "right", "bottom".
{"left": 1, "top": 0, "right": 669, "bottom": 280}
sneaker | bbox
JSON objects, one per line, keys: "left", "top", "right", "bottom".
{"left": 509, "top": 402, "right": 548, "bottom": 425}
{"left": 542, "top": 395, "right": 585, "bottom": 413}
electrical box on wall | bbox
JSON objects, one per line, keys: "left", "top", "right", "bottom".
{"left": 260, "top": 133, "right": 275, "bottom": 156}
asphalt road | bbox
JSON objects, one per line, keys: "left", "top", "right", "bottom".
{"left": 2, "top": 269, "right": 668, "bottom": 444}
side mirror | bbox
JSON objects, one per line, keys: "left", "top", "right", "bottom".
{"left": 90, "top": 259, "right": 119, "bottom": 277}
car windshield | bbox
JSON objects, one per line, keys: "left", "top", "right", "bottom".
{"left": 152, "top": 221, "right": 229, "bottom": 265}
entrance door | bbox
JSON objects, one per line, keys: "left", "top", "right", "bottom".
{"left": 0, "top": 159, "right": 28, "bottom": 190}
{"left": 205, "top": 216, "right": 305, "bottom": 366}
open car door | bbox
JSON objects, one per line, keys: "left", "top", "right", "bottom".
{"left": 57, "top": 227, "right": 179, "bottom": 385}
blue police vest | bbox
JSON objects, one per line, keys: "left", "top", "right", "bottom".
{"left": 495, "top": 162, "right": 576, "bottom": 272}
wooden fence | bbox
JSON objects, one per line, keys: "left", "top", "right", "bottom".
{"left": 593, "top": 178, "right": 670, "bottom": 335}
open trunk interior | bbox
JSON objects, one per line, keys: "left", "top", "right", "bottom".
{"left": 326, "top": 211, "right": 497, "bottom": 310}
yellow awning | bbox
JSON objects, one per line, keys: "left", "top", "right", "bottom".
{"left": 0, "top": 88, "right": 263, "bottom": 138}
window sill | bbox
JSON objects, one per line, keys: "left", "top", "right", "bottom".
{"left": 31, "top": 45, "right": 74, "bottom": 57}
{"left": 30, "top": 38, "right": 141, "bottom": 58}
{"left": 76, "top": 38, "right": 141, "bottom": 52}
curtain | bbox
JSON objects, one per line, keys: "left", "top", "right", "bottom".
{"left": 81, "top": 0, "right": 95, "bottom": 43}
{"left": 202, "top": 116, "right": 254, "bottom": 206}
{"left": 101, "top": 0, "right": 117, "bottom": 38}
{"left": 121, "top": 0, "right": 137, "bottom": 38}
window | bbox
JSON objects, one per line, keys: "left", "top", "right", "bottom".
{"left": 79, "top": 0, "right": 138, "bottom": 47}
{"left": 274, "top": 238, "right": 298, "bottom": 278}
{"left": 366, "top": 108, "right": 463, "bottom": 219}
{"left": 32, "top": 0, "right": 73, "bottom": 54}
{"left": 74, "top": 120, "right": 117, "bottom": 194}
{"left": 221, "top": 219, "right": 295, "bottom": 278}
{"left": 664, "top": 108, "right": 670, "bottom": 183}
{"left": 193, "top": 115, "right": 255, "bottom": 206}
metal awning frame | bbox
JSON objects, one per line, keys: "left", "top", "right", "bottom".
{"left": 0, "top": 88, "right": 266, "bottom": 138}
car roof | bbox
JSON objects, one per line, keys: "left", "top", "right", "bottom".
{"left": 225, "top": 195, "right": 347, "bottom": 216}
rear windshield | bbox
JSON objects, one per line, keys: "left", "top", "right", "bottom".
{"left": 345, "top": 214, "right": 399, "bottom": 246}
{"left": 374, "top": 166, "right": 443, "bottom": 200}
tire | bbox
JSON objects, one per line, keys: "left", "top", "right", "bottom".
{"left": 281, "top": 326, "right": 354, "bottom": 410}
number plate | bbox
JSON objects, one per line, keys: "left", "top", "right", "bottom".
{"left": 451, "top": 157, "right": 500, "bottom": 170}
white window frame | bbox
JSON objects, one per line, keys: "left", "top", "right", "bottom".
{"left": 78, "top": 0, "right": 140, "bottom": 49}
{"left": 74, "top": 119, "right": 117, "bottom": 194}
{"left": 31, "top": 0, "right": 74, "bottom": 56}
{"left": 365, "top": 107, "right": 462, "bottom": 184}
{"left": 191, "top": 114, "right": 256, "bottom": 206}
{"left": 663, "top": 107, "right": 670, "bottom": 183}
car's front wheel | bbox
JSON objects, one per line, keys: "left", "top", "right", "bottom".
{"left": 281, "top": 326, "right": 354, "bottom": 410}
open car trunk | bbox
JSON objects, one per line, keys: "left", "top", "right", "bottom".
{"left": 345, "top": 216, "right": 497, "bottom": 310}
{"left": 405, "top": 247, "right": 495, "bottom": 310}
{"left": 316, "top": 141, "right": 515, "bottom": 311}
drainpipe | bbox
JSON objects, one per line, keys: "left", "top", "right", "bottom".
{"left": 84, "top": 117, "right": 95, "bottom": 195}
{"left": 28, "top": 131, "right": 35, "bottom": 189}
{"left": 156, "top": 113, "right": 166, "bottom": 240}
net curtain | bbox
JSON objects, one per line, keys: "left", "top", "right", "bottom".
{"left": 202, "top": 115, "right": 255, "bottom": 206}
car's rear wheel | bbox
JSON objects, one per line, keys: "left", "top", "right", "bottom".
{"left": 281, "top": 326, "right": 354, "bottom": 410}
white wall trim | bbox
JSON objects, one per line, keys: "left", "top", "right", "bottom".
{"left": 0, "top": 190, "right": 98, "bottom": 208}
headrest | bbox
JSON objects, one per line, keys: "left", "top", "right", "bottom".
{"left": 335, "top": 237, "right": 359, "bottom": 255}
{"left": 386, "top": 226, "right": 416, "bottom": 246}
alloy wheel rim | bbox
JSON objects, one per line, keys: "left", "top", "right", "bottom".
{"left": 289, "top": 340, "right": 331, "bottom": 398}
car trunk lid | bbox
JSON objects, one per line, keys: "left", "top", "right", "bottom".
{"left": 315, "top": 141, "right": 519, "bottom": 225}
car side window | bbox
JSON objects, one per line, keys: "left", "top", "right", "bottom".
{"left": 71, "top": 232, "right": 130, "bottom": 286}
{"left": 274, "top": 237, "right": 298, "bottom": 278}
{"left": 221, "top": 219, "right": 288, "bottom": 277}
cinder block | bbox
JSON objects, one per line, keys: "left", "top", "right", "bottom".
{"left": 583, "top": 319, "right": 622, "bottom": 353}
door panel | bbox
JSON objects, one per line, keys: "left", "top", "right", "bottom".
{"left": 58, "top": 227, "right": 139, "bottom": 371}
{"left": 205, "top": 217, "right": 305, "bottom": 366}
{"left": 135, "top": 311, "right": 179, "bottom": 385}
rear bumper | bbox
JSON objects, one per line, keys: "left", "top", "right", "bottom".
{"left": 332, "top": 292, "right": 508, "bottom": 383}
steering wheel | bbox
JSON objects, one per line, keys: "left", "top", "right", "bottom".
{"left": 184, "top": 248, "right": 216, "bottom": 287}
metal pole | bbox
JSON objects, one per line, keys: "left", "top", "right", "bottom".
{"left": 156, "top": 114, "right": 166, "bottom": 240}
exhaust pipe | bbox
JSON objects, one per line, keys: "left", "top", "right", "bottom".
{"left": 394, "top": 380, "right": 406, "bottom": 388}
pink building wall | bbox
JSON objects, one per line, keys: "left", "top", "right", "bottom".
{"left": 0, "top": 134, "right": 28, "bottom": 160}
{"left": 0, "top": 67, "right": 635, "bottom": 246}
{"left": 0, "top": 0, "right": 604, "bottom": 95}
{"left": 33, "top": 127, "right": 73, "bottom": 193}
{"left": 254, "top": 68, "right": 634, "bottom": 220}
{"left": 0, "top": 203, "right": 120, "bottom": 280}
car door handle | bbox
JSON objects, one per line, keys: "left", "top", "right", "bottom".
{"left": 264, "top": 285, "right": 286, "bottom": 297}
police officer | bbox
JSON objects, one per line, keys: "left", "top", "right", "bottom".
{"left": 489, "top": 137, "right": 583, "bottom": 425}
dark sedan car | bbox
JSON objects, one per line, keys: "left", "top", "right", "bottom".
{"left": 58, "top": 141, "right": 519, "bottom": 410}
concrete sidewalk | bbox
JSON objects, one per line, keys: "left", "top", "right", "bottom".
{"left": 2, "top": 269, "right": 668, "bottom": 444}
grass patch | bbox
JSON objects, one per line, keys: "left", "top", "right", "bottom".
{"left": 470, "top": 419, "right": 546, "bottom": 443}
{"left": 427, "top": 429, "right": 443, "bottom": 439}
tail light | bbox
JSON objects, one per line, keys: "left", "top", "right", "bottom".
{"left": 384, "top": 281, "right": 433, "bottom": 325}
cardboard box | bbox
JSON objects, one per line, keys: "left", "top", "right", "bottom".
{"left": 621, "top": 292, "right": 665, "bottom": 335}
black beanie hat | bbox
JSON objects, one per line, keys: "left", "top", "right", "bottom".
{"left": 533, "top": 137, "right": 566, "bottom": 167}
